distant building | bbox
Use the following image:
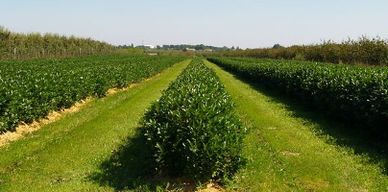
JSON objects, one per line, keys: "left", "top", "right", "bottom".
{"left": 144, "top": 45, "right": 155, "bottom": 49}
{"left": 137, "top": 45, "right": 155, "bottom": 49}
{"left": 185, "top": 48, "right": 196, "bottom": 52}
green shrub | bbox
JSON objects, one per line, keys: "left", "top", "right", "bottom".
{"left": 142, "top": 59, "right": 246, "bottom": 182}
{"left": 0, "top": 55, "right": 184, "bottom": 132}
{"left": 220, "top": 37, "right": 388, "bottom": 66}
{"left": 0, "top": 26, "right": 115, "bottom": 60}
{"left": 208, "top": 57, "right": 388, "bottom": 140}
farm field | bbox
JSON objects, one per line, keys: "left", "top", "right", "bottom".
{"left": 0, "top": 59, "right": 190, "bottom": 191}
{"left": 208, "top": 57, "right": 388, "bottom": 142}
{"left": 204, "top": 59, "right": 388, "bottom": 191}
{"left": 0, "top": 55, "right": 184, "bottom": 133}
{"left": 2, "top": 1, "right": 388, "bottom": 191}
{"left": 0, "top": 57, "right": 388, "bottom": 191}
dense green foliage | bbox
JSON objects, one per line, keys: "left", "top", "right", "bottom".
{"left": 208, "top": 57, "right": 388, "bottom": 140}
{"left": 0, "top": 27, "right": 115, "bottom": 60}
{"left": 142, "top": 59, "right": 246, "bottom": 182}
{"left": 221, "top": 37, "right": 388, "bottom": 66}
{"left": 0, "top": 55, "right": 183, "bottom": 132}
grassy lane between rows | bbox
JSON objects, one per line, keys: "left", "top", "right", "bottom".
{"left": 204, "top": 59, "right": 388, "bottom": 191}
{"left": 0, "top": 59, "right": 191, "bottom": 192}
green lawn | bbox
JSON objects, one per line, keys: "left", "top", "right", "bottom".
{"left": 205, "top": 59, "right": 388, "bottom": 191}
{"left": 0, "top": 60, "right": 190, "bottom": 192}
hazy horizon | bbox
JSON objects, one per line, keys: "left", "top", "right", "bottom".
{"left": 1, "top": 0, "right": 387, "bottom": 48}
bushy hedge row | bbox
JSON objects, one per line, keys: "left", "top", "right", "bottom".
{"left": 208, "top": 57, "right": 388, "bottom": 140}
{"left": 0, "top": 55, "right": 183, "bottom": 132}
{"left": 0, "top": 26, "right": 115, "bottom": 60}
{"left": 142, "top": 59, "right": 246, "bottom": 182}
{"left": 220, "top": 37, "right": 388, "bottom": 66}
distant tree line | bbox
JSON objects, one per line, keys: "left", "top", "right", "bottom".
{"left": 0, "top": 26, "right": 115, "bottom": 60}
{"left": 117, "top": 44, "right": 135, "bottom": 49}
{"left": 157, "top": 44, "right": 235, "bottom": 51}
{"left": 221, "top": 37, "right": 388, "bottom": 66}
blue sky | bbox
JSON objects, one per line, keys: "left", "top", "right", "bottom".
{"left": 1, "top": 0, "right": 387, "bottom": 48}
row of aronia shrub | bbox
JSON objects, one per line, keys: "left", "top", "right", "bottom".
{"left": 208, "top": 57, "right": 388, "bottom": 140}
{"left": 0, "top": 55, "right": 184, "bottom": 132}
{"left": 142, "top": 59, "right": 246, "bottom": 182}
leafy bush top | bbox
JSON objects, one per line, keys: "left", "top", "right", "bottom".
{"left": 142, "top": 59, "right": 246, "bottom": 182}
{"left": 209, "top": 57, "right": 388, "bottom": 140}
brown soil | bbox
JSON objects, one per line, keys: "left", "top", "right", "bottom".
{"left": 152, "top": 177, "right": 224, "bottom": 192}
{"left": 197, "top": 183, "right": 224, "bottom": 192}
{"left": 176, "top": 181, "right": 223, "bottom": 192}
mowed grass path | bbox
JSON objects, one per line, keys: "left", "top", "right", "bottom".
{"left": 205, "top": 60, "right": 388, "bottom": 191}
{"left": 0, "top": 60, "right": 190, "bottom": 192}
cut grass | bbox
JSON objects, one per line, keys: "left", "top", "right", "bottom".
{"left": 205, "top": 59, "right": 388, "bottom": 191}
{"left": 0, "top": 59, "right": 191, "bottom": 192}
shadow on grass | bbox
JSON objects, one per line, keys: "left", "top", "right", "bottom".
{"left": 219, "top": 66, "right": 388, "bottom": 175}
{"left": 89, "top": 128, "right": 197, "bottom": 191}
{"left": 89, "top": 129, "right": 156, "bottom": 191}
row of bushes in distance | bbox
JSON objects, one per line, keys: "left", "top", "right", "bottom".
{"left": 208, "top": 57, "right": 388, "bottom": 140}
{"left": 142, "top": 59, "right": 246, "bottom": 182}
{"left": 0, "top": 55, "right": 184, "bottom": 132}
{"left": 0, "top": 26, "right": 116, "bottom": 60}
{"left": 220, "top": 37, "right": 388, "bottom": 66}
